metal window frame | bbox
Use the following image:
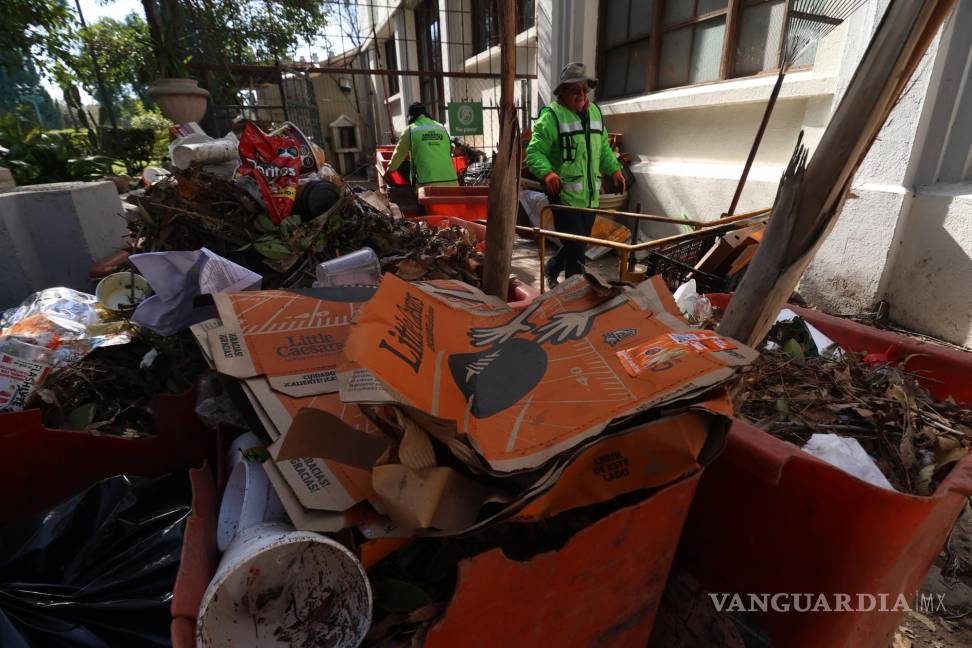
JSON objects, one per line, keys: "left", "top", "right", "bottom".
{"left": 597, "top": 0, "right": 801, "bottom": 101}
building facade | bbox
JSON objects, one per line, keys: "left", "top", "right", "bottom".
{"left": 544, "top": 0, "right": 971, "bottom": 347}
{"left": 348, "top": 0, "right": 971, "bottom": 347}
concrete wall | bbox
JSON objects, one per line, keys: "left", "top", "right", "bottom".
{"left": 800, "top": 0, "right": 972, "bottom": 346}
{"left": 583, "top": 13, "right": 846, "bottom": 245}
{"left": 883, "top": 187, "right": 972, "bottom": 345}
{"left": 0, "top": 181, "right": 128, "bottom": 307}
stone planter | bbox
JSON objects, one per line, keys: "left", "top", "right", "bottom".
{"left": 149, "top": 78, "right": 210, "bottom": 124}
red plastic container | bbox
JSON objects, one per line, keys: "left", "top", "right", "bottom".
{"left": 425, "top": 469, "right": 704, "bottom": 648}
{"left": 418, "top": 186, "right": 489, "bottom": 221}
{"left": 413, "top": 215, "right": 487, "bottom": 252}
{"left": 0, "top": 389, "right": 214, "bottom": 522}
{"left": 410, "top": 215, "right": 540, "bottom": 310}
{"left": 171, "top": 462, "right": 220, "bottom": 648}
{"left": 506, "top": 277, "right": 540, "bottom": 311}
{"left": 680, "top": 296, "right": 972, "bottom": 648}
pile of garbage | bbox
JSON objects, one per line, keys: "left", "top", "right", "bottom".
{"left": 29, "top": 330, "right": 206, "bottom": 436}
{"left": 131, "top": 168, "right": 487, "bottom": 289}
{"left": 192, "top": 273, "right": 757, "bottom": 644}
{"left": 667, "top": 281, "right": 972, "bottom": 495}
{"left": 735, "top": 342, "right": 972, "bottom": 495}
{"left": 381, "top": 221, "right": 482, "bottom": 284}
{"left": 0, "top": 288, "right": 132, "bottom": 412}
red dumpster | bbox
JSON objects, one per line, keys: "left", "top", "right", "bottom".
{"left": 424, "top": 470, "right": 704, "bottom": 648}
{"left": 409, "top": 214, "right": 540, "bottom": 310}
{"left": 680, "top": 295, "right": 972, "bottom": 648}
{"left": 0, "top": 388, "right": 214, "bottom": 522}
{"left": 417, "top": 186, "right": 489, "bottom": 221}
{"left": 413, "top": 215, "right": 487, "bottom": 252}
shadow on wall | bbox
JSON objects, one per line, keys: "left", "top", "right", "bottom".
{"left": 883, "top": 190, "right": 972, "bottom": 347}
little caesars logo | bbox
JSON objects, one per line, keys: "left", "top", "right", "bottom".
{"left": 276, "top": 333, "right": 342, "bottom": 358}
{"left": 379, "top": 293, "right": 425, "bottom": 373}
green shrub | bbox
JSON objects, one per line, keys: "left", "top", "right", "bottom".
{"left": 130, "top": 111, "right": 171, "bottom": 131}
{"left": 129, "top": 105, "right": 171, "bottom": 165}
{"left": 47, "top": 129, "right": 94, "bottom": 156}
{"left": 100, "top": 127, "right": 158, "bottom": 175}
{"left": 0, "top": 115, "right": 116, "bottom": 185}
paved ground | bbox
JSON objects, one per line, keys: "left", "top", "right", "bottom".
{"left": 510, "top": 235, "right": 628, "bottom": 292}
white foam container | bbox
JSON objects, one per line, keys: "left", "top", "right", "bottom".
{"left": 197, "top": 522, "right": 372, "bottom": 648}
{"left": 217, "top": 454, "right": 288, "bottom": 551}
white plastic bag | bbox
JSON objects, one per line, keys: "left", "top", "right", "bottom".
{"left": 673, "top": 279, "right": 713, "bottom": 324}
{"left": 802, "top": 433, "right": 895, "bottom": 490}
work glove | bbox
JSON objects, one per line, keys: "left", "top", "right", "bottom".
{"left": 612, "top": 170, "right": 626, "bottom": 194}
{"left": 544, "top": 171, "right": 561, "bottom": 196}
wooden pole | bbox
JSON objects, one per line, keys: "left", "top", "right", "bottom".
{"left": 726, "top": 68, "right": 786, "bottom": 216}
{"left": 718, "top": 0, "right": 958, "bottom": 347}
{"left": 482, "top": 0, "right": 520, "bottom": 299}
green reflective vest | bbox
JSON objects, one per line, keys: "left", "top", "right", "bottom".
{"left": 406, "top": 115, "right": 458, "bottom": 186}
{"left": 525, "top": 102, "right": 620, "bottom": 209}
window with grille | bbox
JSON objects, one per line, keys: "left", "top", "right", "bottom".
{"left": 384, "top": 36, "right": 400, "bottom": 96}
{"left": 471, "top": 0, "right": 537, "bottom": 54}
{"left": 598, "top": 0, "right": 817, "bottom": 100}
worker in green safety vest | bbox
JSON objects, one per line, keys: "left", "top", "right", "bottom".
{"left": 526, "top": 62, "right": 625, "bottom": 286}
{"left": 386, "top": 102, "right": 459, "bottom": 189}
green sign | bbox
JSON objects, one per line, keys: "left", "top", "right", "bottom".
{"left": 448, "top": 102, "right": 483, "bottom": 136}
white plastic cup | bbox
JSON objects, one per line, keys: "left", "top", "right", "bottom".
{"left": 171, "top": 135, "right": 239, "bottom": 169}
{"left": 95, "top": 272, "right": 151, "bottom": 311}
{"left": 217, "top": 456, "right": 288, "bottom": 551}
{"left": 314, "top": 248, "right": 380, "bottom": 287}
{"left": 197, "top": 523, "right": 372, "bottom": 648}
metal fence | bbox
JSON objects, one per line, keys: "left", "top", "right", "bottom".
{"left": 314, "top": 0, "right": 539, "bottom": 153}
{"left": 187, "top": 1, "right": 539, "bottom": 176}
{"left": 191, "top": 63, "right": 323, "bottom": 144}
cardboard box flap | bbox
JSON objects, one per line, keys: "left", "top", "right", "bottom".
{"left": 372, "top": 465, "right": 493, "bottom": 531}
{"left": 511, "top": 410, "right": 712, "bottom": 522}
{"left": 269, "top": 407, "right": 387, "bottom": 512}
{"left": 277, "top": 407, "right": 388, "bottom": 468}
{"left": 208, "top": 290, "right": 364, "bottom": 396}
{"left": 262, "top": 459, "right": 350, "bottom": 532}
{"left": 345, "top": 274, "right": 757, "bottom": 473}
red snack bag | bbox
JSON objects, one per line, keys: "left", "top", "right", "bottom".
{"left": 235, "top": 121, "right": 301, "bottom": 224}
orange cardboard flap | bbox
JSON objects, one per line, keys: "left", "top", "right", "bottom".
{"left": 208, "top": 289, "right": 372, "bottom": 396}
{"left": 512, "top": 411, "right": 711, "bottom": 522}
{"left": 345, "top": 274, "right": 756, "bottom": 473}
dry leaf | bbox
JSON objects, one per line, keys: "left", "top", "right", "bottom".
{"left": 396, "top": 259, "right": 427, "bottom": 281}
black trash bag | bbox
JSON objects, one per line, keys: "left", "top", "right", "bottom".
{"left": 293, "top": 179, "right": 342, "bottom": 218}
{"left": 0, "top": 472, "right": 192, "bottom": 648}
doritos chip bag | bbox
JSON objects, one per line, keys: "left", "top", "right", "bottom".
{"left": 235, "top": 121, "right": 301, "bottom": 224}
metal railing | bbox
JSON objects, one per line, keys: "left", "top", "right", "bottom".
{"left": 518, "top": 205, "right": 772, "bottom": 292}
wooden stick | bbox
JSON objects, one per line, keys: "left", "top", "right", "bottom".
{"left": 727, "top": 68, "right": 786, "bottom": 216}
{"left": 482, "top": 0, "right": 520, "bottom": 299}
{"left": 719, "top": 0, "right": 958, "bottom": 347}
